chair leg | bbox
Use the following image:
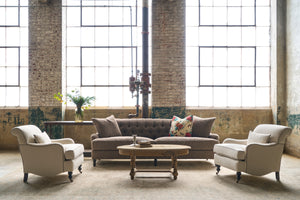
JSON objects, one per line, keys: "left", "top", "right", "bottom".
{"left": 93, "top": 159, "right": 96, "bottom": 167}
{"left": 275, "top": 172, "right": 280, "bottom": 181}
{"left": 68, "top": 172, "right": 73, "bottom": 182}
{"left": 78, "top": 165, "right": 82, "bottom": 173}
{"left": 23, "top": 173, "right": 28, "bottom": 183}
{"left": 215, "top": 165, "right": 221, "bottom": 175}
{"left": 236, "top": 172, "right": 241, "bottom": 183}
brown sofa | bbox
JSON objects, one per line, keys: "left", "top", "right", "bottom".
{"left": 91, "top": 116, "right": 219, "bottom": 166}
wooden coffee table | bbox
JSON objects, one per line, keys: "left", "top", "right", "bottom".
{"left": 117, "top": 144, "right": 191, "bottom": 180}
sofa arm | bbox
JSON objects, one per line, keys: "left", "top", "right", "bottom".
{"left": 91, "top": 133, "right": 99, "bottom": 140}
{"left": 51, "top": 138, "right": 75, "bottom": 144}
{"left": 223, "top": 138, "right": 248, "bottom": 145}
{"left": 208, "top": 133, "right": 219, "bottom": 141}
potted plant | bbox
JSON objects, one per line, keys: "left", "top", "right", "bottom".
{"left": 54, "top": 89, "right": 95, "bottom": 122}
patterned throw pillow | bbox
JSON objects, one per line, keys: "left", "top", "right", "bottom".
{"left": 169, "top": 115, "right": 193, "bottom": 137}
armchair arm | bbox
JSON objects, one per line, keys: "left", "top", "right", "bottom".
{"left": 245, "top": 143, "right": 284, "bottom": 176}
{"left": 223, "top": 138, "right": 248, "bottom": 145}
{"left": 51, "top": 138, "right": 75, "bottom": 144}
{"left": 19, "top": 143, "right": 66, "bottom": 176}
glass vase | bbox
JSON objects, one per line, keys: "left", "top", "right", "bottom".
{"left": 75, "top": 108, "right": 84, "bottom": 122}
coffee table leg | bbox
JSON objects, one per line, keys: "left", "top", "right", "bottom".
{"left": 171, "top": 155, "right": 178, "bottom": 180}
{"left": 130, "top": 155, "right": 136, "bottom": 180}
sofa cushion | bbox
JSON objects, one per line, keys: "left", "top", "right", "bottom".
{"left": 92, "top": 115, "right": 122, "bottom": 138}
{"left": 92, "top": 136, "right": 154, "bottom": 150}
{"left": 192, "top": 116, "right": 216, "bottom": 138}
{"left": 34, "top": 132, "right": 51, "bottom": 144}
{"left": 63, "top": 143, "right": 84, "bottom": 160}
{"left": 169, "top": 115, "right": 193, "bottom": 137}
{"left": 247, "top": 131, "right": 270, "bottom": 145}
{"left": 213, "top": 143, "right": 246, "bottom": 160}
{"left": 154, "top": 136, "right": 219, "bottom": 150}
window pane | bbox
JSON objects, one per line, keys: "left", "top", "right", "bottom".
{"left": 199, "top": 87, "right": 213, "bottom": 107}
{"left": 242, "top": 67, "right": 255, "bottom": 85}
{"left": 228, "top": 48, "right": 241, "bottom": 66}
{"left": 213, "top": 7, "right": 227, "bottom": 25}
{"left": 228, "top": 87, "right": 241, "bottom": 107}
{"left": 200, "top": 7, "right": 213, "bottom": 25}
{"left": 213, "top": 67, "right": 227, "bottom": 85}
{"left": 200, "top": 48, "right": 213, "bottom": 66}
{"left": 6, "top": 7, "right": 19, "bottom": 26}
{"left": 242, "top": 87, "right": 255, "bottom": 107}
{"left": 82, "top": 67, "right": 95, "bottom": 85}
{"left": 199, "top": 27, "right": 213, "bottom": 46}
{"left": 200, "top": 67, "right": 213, "bottom": 85}
{"left": 213, "top": 27, "right": 227, "bottom": 46}
{"left": 228, "top": 7, "right": 241, "bottom": 25}
{"left": 256, "top": 7, "right": 270, "bottom": 26}
{"left": 186, "top": 67, "right": 198, "bottom": 86}
{"left": 227, "top": 67, "right": 241, "bottom": 85}
{"left": 186, "top": 87, "right": 199, "bottom": 107}
{"left": 6, "top": 87, "right": 19, "bottom": 106}
{"left": 214, "top": 87, "right": 227, "bottom": 107}
{"left": 213, "top": 48, "right": 227, "bottom": 67}
{"left": 95, "top": 67, "right": 108, "bottom": 85}
{"left": 242, "top": 7, "right": 255, "bottom": 25}
{"left": 67, "top": 67, "right": 80, "bottom": 86}
{"left": 256, "top": 67, "right": 270, "bottom": 87}
{"left": 109, "top": 87, "right": 123, "bottom": 107}
{"left": 256, "top": 87, "right": 269, "bottom": 107}
{"left": 186, "top": 47, "right": 198, "bottom": 66}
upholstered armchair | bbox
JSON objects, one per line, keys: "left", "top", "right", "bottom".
{"left": 213, "top": 124, "right": 292, "bottom": 183}
{"left": 11, "top": 125, "right": 84, "bottom": 183}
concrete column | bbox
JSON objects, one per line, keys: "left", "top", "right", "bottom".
{"left": 271, "top": 0, "right": 287, "bottom": 125}
{"left": 151, "top": 0, "right": 186, "bottom": 118}
{"left": 28, "top": 0, "right": 62, "bottom": 136}
{"left": 286, "top": 0, "right": 300, "bottom": 157}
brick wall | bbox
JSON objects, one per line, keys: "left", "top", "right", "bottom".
{"left": 29, "top": 0, "right": 62, "bottom": 107}
{"left": 152, "top": 0, "right": 186, "bottom": 114}
{"left": 28, "top": 0, "right": 62, "bottom": 132}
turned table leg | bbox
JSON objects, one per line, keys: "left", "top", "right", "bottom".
{"left": 171, "top": 155, "right": 178, "bottom": 180}
{"left": 130, "top": 154, "right": 136, "bottom": 180}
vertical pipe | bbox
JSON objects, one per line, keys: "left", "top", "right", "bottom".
{"left": 142, "top": 0, "right": 149, "bottom": 118}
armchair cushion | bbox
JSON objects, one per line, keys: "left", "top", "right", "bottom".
{"left": 214, "top": 143, "right": 246, "bottom": 160}
{"left": 63, "top": 144, "right": 84, "bottom": 160}
{"left": 247, "top": 131, "right": 270, "bottom": 145}
{"left": 34, "top": 132, "right": 51, "bottom": 144}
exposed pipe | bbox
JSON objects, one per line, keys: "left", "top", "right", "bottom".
{"left": 141, "top": 0, "right": 151, "bottom": 118}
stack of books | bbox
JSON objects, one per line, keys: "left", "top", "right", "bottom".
{"left": 138, "top": 140, "right": 152, "bottom": 148}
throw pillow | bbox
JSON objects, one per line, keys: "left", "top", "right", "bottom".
{"left": 92, "top": 115, "right": 122, "bottom": 138}
{"left": 169, "top": 115, "right": 193, "bottom": 137}
{"left": 192, "top": 116, "right": 216, "bottom": 137}
{"left": 34, "top": 131, "right": 51, "bottom": 144}
{"left": 247, "top": 131, "right": 271, "bottom": 145}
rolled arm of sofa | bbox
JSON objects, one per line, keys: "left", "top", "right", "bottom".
{"left": 91, "top": 133, "right": 99, "bottom": 140}
{"left": 208, "top": 133, "right": 219, "bottom": 140}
